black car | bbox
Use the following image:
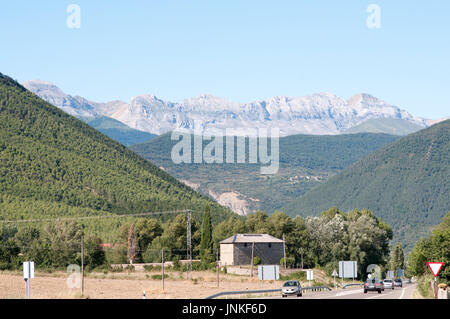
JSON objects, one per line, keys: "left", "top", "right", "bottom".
{"left": 364, "top": 278, "right": 384, "bottom": 293}
{"left": 394, "top": 278, "right": 403, "bottom": 288}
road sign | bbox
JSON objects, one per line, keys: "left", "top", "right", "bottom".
{"left": 387, "top": 270, "right": 395, "bottom": 278}
{"left": 258, "top": 265, "right": 279, "bottom": 281}
{"left": 306, "top": 269, "right": 313, "bottom": 281}
{"left": 332, "top": 269, "right": 338, "bottom": 290}
{"left": 23, "top": 261, "right": 34, "bottom": 279}
{"left": 339, "top": 261, "right": 357, "bottom": 278}
{"left": 23, "top": 261, "right": 34, "bottom": 299}
{"left": 397, "top": 269, "right": 404, "bottom": 277}
{"left": 427, "top": 262, "right": 444, "bottom": 278}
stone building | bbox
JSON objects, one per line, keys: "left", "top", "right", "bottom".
{"left": 219, "top": 234, "right": 284, "bottom": 266}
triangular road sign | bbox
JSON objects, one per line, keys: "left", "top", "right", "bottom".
{"left": 427, "top": 262, "right": 444, "bottom": 277}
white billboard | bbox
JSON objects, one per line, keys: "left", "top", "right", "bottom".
{"left": 339, "top": 261, "right": 357, "bottom": 278}
{"left": 258, "top": 265, "right": 279, "bottom": 281}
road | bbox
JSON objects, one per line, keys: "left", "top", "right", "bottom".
{"left": 266, "top": 282, "right": 417, "bottom": 299}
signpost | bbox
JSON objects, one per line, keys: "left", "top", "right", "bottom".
{"left": 427, "top": 262, "right": 444, "bottom": 299}
{"left": 23, "top": 261, "right": 35, "bottom": 299}
{"left": 332, "top": 269, "right": 338, "bottom": 290}
{"left": 306, "top": 269, "right": 313, "bottom": 287}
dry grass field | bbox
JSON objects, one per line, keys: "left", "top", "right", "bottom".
{"left": 0, "top": 270, "right": 286, "bottom": 299}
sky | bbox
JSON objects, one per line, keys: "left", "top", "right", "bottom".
{"left": 0, "top": 0, "right": 449, "bottom": 119}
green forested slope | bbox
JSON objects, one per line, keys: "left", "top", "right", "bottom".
{"left": 0, "top": 73, "right": 234, "bottom": 238}
{"left": 131, "top": 132, "right": 399, "bottom": 214}
{"left": 343, "top": 118, "right": 424, "bottom": 135}
{"left": 283, "top": 120, "right": 450, "bottom": 248}
{"left": 83, "top": 116, "right": 156, "bottom": 146}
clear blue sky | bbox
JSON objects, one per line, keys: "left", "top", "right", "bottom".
{"left": 1, "top": 1, "right": 449, "bottom": 119}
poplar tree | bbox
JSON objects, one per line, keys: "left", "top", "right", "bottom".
{"left": 390, "top": 243, "right": 405, "bottom": 275}
{"left": 200, "top": 205, "right": 214, "bottom": 265}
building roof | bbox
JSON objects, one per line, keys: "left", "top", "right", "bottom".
{"left": 219, "top": 234, "right": 284, "bottom": 244}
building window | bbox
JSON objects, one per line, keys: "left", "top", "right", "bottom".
{"left": 268, "top": 243, "right": 272, "bottom": 248}
{"left": 244, "top": 243, "right": 247, "bottom": 248}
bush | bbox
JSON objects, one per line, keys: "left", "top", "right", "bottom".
{"left": 253, "top": 256, "right": 261, "bottom": 266}
{"left": 279, "top": 270, "right": 307, "bottom": 281}
{"left": 125, "top": 265, "right": 135, "bottom": 272}
{"left": 109, "top": 266, "right": 125, "bottom": 273}
{"left": 417, "top": 275, "right": 434, "bottom": 298}
{"left": 280, "top": 257, "right": 295, "bottom": 268}
{"left": 324, "top": 262, "right": 339, "bottom": 277}
{"left": 151, "top": 274, "right": 169, "bottom": 280}
{"left": 172, "top": 256, "right": 182, "bottom": 271}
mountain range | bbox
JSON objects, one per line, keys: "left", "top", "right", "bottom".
{"left": 23, "top": 80, "right": 429, "bottom": 137}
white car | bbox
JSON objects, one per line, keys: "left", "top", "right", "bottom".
{"left": 383, "top": 279, "right": 395, "bottom": 289}
{"left": 281, "top": 280, "right": 303, "bottom": 297}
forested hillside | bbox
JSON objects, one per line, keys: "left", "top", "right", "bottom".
{"left": 343, "top": 118, "right": 424, "bottom": 135}
{"left": 83, "top": 116, "right": 156, "bottom": 146}
{"left": 131, "top": 132, "right": 399, "bottom": 214}
{"left": 0, "top": 73, "right": 234, "bottom": 239}
{"left": 283, "top": 120, "right": 450, "bottom": 249}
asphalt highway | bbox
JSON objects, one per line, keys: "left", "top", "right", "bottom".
{"left": 266, "top": 282, "right": 416, "bottom": 299}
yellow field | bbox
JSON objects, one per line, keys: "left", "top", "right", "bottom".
{"left": 0, "top": 270, "right": 285, "bottom": 299}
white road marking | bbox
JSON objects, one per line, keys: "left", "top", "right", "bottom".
{"left": 335, "top": 289, "right": 363, "bottom": 297}
{"left": 398, "top": 287, "right": 406, "bottom": 299}
{"left": 366, "top": 288, "right": 397, "bottom": 299}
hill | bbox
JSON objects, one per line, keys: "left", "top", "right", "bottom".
{"left": 130, "top": 132, "right": 400, "bottom": 215}
{"left": 343, "top": 118, "right": 424, "bottom": 135}
{"left": 283, "top": 120, "right": 450, "bottom": 248}
{"left": 83, "top": 116, "right": 156, "bottom": 146}
{"left": 0, "top": 73, "right": 234, "bottom": 239}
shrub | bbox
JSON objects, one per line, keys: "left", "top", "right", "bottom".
{"left": 125, "top": 265, "right": 135, "bottom": 272}
{"left": 279, "top": 270, "right": 306, "bottom": 281}
{"left": 151, "top": 274, "right": 169, "bottom": 280}
{"left": 280, "top": 257, "right": 295, "bottom": 268}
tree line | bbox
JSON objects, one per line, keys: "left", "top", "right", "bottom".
{"left": 0, "top": 206, "right": 400, "bottom": 279}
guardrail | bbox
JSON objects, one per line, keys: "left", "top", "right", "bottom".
{"left": 342, "top": 283, "right": 363, "bottom": 289}
{"left": 302, "top": 286, "right": 332, "bottom": 292}
{"left": 205, "top": 286, "right": 332, "bottom": 299}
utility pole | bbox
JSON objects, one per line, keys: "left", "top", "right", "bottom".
{"left": 282, "top": 234, "right": 287, "bottom": 270}
{"left": 250, "top": 242, "right": 255, "bottom": 277}
{"left": 216, "top": 249, "right": 219, "bottom": 287}
{"left": 161, "top": 248, "right": 165, "bottom": 291}
{"left": 81, "top": 234, "right": 84, "bottom": 296}
{"left": 300, "top": 248, "right": 304, "bottom": 269}
{"left": 186, "top": 210, "right": 192, "bottom": 280}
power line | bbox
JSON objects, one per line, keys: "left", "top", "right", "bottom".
{"left": 0, "top": 209, "right": 191, "bottom": 224}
